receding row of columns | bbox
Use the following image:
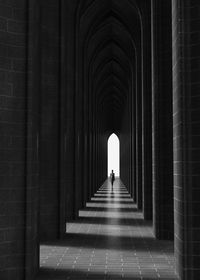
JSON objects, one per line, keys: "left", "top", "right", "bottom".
{"left": 0, "top": 0, "right": 199, "bottom": 280}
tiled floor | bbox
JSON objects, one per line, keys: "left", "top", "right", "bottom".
{"left": 37, "top": 179, "right": 178, "bottom": 280}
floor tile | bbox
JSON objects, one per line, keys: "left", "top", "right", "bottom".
{"left": 37, "top": 179, "right": 178, "bottom": 280}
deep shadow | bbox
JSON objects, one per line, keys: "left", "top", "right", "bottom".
{"left": 37, "top": 267, "right": 174, "bottom": 280}
{"left": 94, "top": 194, "right": 132, "bottom": 198}
{"left": 70, "top": 216, "right": 151, "bottom": 226}
{"left": 97, "top": 191, "right": 129, "bottom": 195}
{"left": 89, "top": 199, "right": 134, "bottom": 204}
{"left": 82, "top": 207, "right": 139, "bottom": 212}
{"left": 42, "top": 233, "right": 174, "bottom": 253}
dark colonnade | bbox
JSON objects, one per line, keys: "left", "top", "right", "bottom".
{"left": 0, "top": 0, "right": 200, "bottom": 279}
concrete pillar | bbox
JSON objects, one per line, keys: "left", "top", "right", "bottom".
{"left": 0, "top": 1, "right": 39, "bottom": 279}
{"left": 172, "top": 0, "right": 200, "bottom": 278}
{"left": 74, "top": 42, "right": 83, "bottom": 216}
{"left": 136, "top": 65, "right": 143, "bottom": 210}
{"left": 142, "top": 4, "right": 153, "bottom": 220}
{"left": 151, "top": 0, "right": 174, "bottom": 239}
{"left": 64, "top": 0, "right": 78, "bottom": 221}
{"left": 120, "top": 106, "right": 131, "bottom": 191}
{"left": 132, "top": 94, "right": 137, "bottom": 203}
{"left": 130, "top": 83, "right": 136, "bottom": 201}
{"left": 39, "top": 0, "right": 61, "bottom": 240}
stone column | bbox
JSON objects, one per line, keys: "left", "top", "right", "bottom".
{"left": 142, "top": 3, "right": 153, "bottom": 220}
{"left": 151, "top": 0, "right": 174, "bottom": 239}
{"left": 39, "top": 0, "right": 61, "bottom": 240}
{"left": 172, "top": 0, "right": 200, "bottom": 278}
{"left": 136, "top": 63, "right": 143, "bottom": 210}
{"left": 0, "top": 0, "right": 40, "bottom": 278}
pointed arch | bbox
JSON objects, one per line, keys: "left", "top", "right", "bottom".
{"left": 107, "top": 133, "right": 120, "bottom": 177}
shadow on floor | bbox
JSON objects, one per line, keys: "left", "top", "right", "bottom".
{"left": 37, "top": 267, "right": 177, "bottom": 280}
{"left": 88, "top": 200, "right": 135, "bottom": 205}
{"left": 72, "top": 216, "right": 152, "bottom": 226}
{"left": 42, "top": 233, "right": 174, "bottom": 253}
{"left": 83, "top": 207, "right": 139, "bottom": 212}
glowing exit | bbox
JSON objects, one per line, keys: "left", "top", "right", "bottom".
{"left": 107, "top": 133, "right": 120, "bottom": 177}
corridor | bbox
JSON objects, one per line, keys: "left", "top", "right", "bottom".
{"left": 37, "top": 179, "right": 177, "bottom": 280}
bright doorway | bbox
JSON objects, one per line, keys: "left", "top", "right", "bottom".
{"left": 107, "top": 133, "right": 120, "bottom": 177}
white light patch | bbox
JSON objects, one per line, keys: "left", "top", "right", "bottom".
{"left": 107, "top": 133, "right": 120, "bottom": 177}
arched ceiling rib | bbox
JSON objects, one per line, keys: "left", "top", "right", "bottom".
{"left": 76, "top": 0, "right": 143, "bottom": 133}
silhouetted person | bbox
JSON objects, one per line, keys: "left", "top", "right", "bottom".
{"left": 110, "top": 170, "right": 115, "bottom": 191}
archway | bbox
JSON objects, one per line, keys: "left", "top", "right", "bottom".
{"left": 107, "top": 133, "right": 120, "bottom": 177}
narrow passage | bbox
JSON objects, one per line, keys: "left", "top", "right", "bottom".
{"left": 37, "top": 179, "right": 177, "bottom": 280}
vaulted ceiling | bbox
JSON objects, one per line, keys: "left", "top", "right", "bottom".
{"left": 76, "top": 0, "right": 149, "bottom": 135}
